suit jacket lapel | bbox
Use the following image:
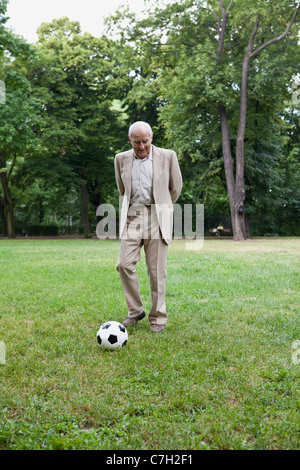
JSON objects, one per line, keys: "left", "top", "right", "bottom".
{"left": 152, "top": 145, "right": 163, "bottom": 192}
{"left": 124, "top": 150, "right": 134, "bottom": 196}
{"left": 124, "top": 146, "right": 163, "bottom": 197}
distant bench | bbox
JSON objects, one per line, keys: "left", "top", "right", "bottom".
{"left": 209, "top": 228, "right": 231, "bottom": 234}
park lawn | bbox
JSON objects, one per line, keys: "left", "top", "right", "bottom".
{"left": 0, "top": 237, "right": 299, "bottom": 450}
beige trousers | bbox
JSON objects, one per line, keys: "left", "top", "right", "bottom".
{"left": 116, "top": 205, "right": 169, "bottom": 326}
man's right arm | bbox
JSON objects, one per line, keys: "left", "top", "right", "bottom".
{"left": 114, "top": 154, "right": 125, "bottom": 196}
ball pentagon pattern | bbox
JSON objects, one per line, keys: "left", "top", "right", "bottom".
{"left": 96, "top": 321, "right": 128, "bottom": 350}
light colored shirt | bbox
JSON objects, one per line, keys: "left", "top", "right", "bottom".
{"left": 130, "top": 146, "right": 153, "bottom": 206}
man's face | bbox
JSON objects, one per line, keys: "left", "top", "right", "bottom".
{"left": 129, "top": 126, "right": 153, "bottom": 159}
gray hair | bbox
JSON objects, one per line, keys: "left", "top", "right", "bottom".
{"left": 128, "top": 121, "right": 153, "bottom": 138}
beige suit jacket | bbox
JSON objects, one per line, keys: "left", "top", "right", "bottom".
{"left": 114, "top": 145, "right": 182, "bottom": 244}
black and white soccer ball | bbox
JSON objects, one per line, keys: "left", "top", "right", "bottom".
{"left": 96, "top": 321, "right": 128, "bottom": 350}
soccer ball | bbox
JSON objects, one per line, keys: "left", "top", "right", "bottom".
{"left": 96, "top": 321, "right": 128, "bottom": 350}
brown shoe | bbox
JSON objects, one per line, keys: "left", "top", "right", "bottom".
{"left": 122, "top": 311, "right": 146, "bottom": 327}
{"left": 150, "top": 324, "right": 165, "bottom": 333}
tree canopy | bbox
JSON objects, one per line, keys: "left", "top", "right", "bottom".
{"left": 0, "top": 0, "right": 299, "bottom": 238}
{"left": 107, "top": 0, "right": 299, "bottom": 239}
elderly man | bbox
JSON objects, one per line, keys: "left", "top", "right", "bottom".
{"left": 114, "top": 121, "right": 182, "bottom": 333}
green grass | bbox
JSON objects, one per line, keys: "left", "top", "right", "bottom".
{"left": 0, "top": 237, "right": 299, "bottom": 450}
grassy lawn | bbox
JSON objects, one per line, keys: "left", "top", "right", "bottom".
{"left": 0, "top": 237, "right": 299, "bottom": 450}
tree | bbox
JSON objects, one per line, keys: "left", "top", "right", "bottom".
{"left": 28, "top": 18, "right": 128, "bottom": 236}
{"left": 0, "top": 1, "right": 40, "bottom": 237}
{"left": 0, "top": 74, "right": 30, "bottom": 237}
{"left": 109, "top": 0, "right": 300, "bottom": 239}
{"left": 216, "top": 1, "right": 299, "bottom": 239}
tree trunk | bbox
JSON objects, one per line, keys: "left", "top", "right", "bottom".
{"left": 80, "top": 182, "right": 91, "bottom": 237}
{"left": 219, "top": 102, "right": 247, "bottom": 240}
{"left": 0, "top": 158, "right": 15, "bottom": 238}
{"left": 215, "top": 5, "right": 298, "bottom": 240}
{"left": 0, "top": 196, "right": 7, "bottom": 236}
{"left": 216, "top": 1, "right": 247, "bottom": 240}
{"left": 219, "top": 104, "right": 236, "bottom": 235}
{"left": 245, "top": 213, "right": 251, "bottom": 238}
{"left": 90, "top": 179, "right": 101, "bottom": 223}
{"left": 234, "top": 130, "right": 246, "bottom": 240}
{"left": 232, "top": 26, "right": 257, "bottom": 241}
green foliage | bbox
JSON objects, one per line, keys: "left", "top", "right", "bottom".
{"left": 0, "top": 71, "right": 42, "bottom": 156}
{"left": 0, "top": 1, "right": 45, "bottom": 237}
{"left": 0, "top": 0, "right": 32, "bottom": 59}
{"left": 0, "top": 1, "right": 299, "bottom": 236}
{"left": 8, "top": 18, "right": 131, "bottom": 233}
{"left": 107, "top": 0, "right": 299, "bottom": 232}
{"left": 0, "top": 1, "right": 41, "bottom": 158}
